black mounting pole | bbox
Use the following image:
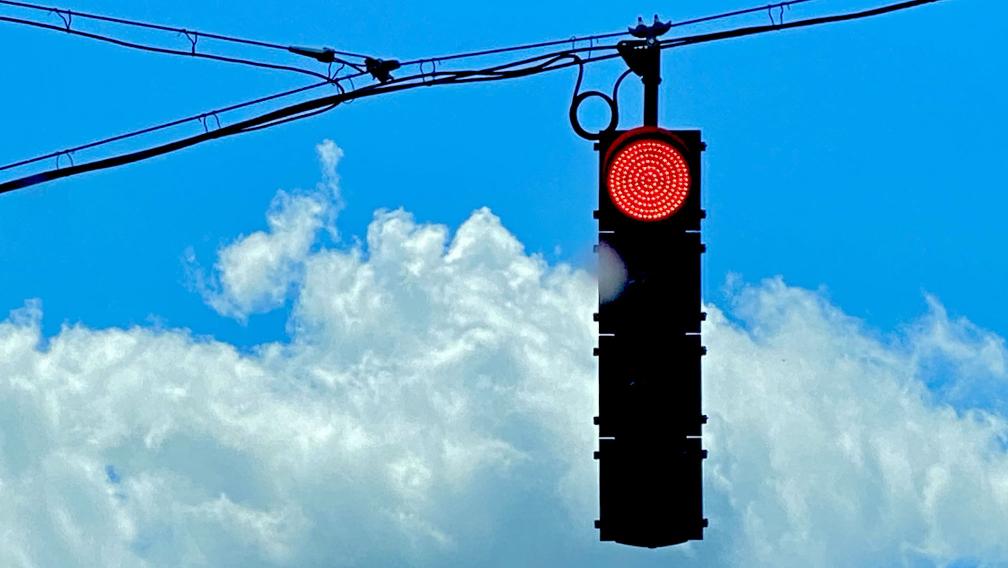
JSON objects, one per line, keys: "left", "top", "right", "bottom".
{"left": 621, "top": 15, "right": 672, "bottom": 126}
{"left": 641, "top": 44, "right": 661, "bottom": 127}
{"left": 617, "top": 39, "right": 663, "bottom": 127}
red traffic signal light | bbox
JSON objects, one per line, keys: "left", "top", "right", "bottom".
{"left": 605, "top": 134, "right": 691, "bottom": 222}
{"left": 597, "top": 127, "right": 704, "bottom": 232}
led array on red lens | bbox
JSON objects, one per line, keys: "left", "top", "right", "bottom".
{"left": 606, "top": 138, "right": 690, "bottom": 221}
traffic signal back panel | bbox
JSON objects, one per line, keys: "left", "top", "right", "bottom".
{"left": 594, "top": 127, "right": 707, "bottom": 547}
{"left": 596, "top": 437, "right": 705, "bottom": 547}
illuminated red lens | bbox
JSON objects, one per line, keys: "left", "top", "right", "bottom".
{"left": 606, "top": 138, "right": 691, "bottom": 221}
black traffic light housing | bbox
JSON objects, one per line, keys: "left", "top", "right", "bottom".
{"left": 597, "top": 127, "right": 704, "bottom": 233}
{"left": 594, "top": 126, "right": 708, "bottom": 548}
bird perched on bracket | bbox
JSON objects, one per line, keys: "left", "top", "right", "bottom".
{"left": 365, "top": 57, "right": 401, "bottom": 83}
{"left": 629, "top": 15, "right": 672, "bottom": 40}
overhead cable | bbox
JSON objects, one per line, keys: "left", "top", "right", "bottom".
{"left": 398, "top": 0, "right": 817, "bottom": 67}
{"left": 659, "top": 0, "right": 939, "bottom": 50}
{"left": 0, "top": 0, "right": 943, "bottom": 194}
{"left": 670, "top": 0, "right": 816, "bottom": 28}
{"left": 0, "top": 52, "right": 614, "bottom": 193}
{"left": 0, "top": 0, "right": 366, "bottom": 58}
{"left": 0, "top": 14, "right": 332, "bottom": 79}
{"left": 0, "top": 78, "right": 354, "bottom": 173}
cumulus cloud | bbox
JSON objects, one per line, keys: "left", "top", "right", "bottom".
{"left": 702, "top": 282, "right": 1008, "bottom": 567}
{"left": 192, "top": 140, "right": 343, "bottom": 321}
{"left": 1, "top": 142, "right": 1007, "bottom": 566}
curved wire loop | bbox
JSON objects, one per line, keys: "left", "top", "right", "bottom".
{"left": 197, "top": 113, "right": 221, "bottom": 132}
{"left": 54, "top": 151, "right": 74, "bottom": 169}
{"left": 568, "top": 55, "right": 620, "bottom": 141}
{"left": 419, "top": 59, "right": 439, "bottom": 85}
{"left": 342, "top": 75, "right": 356, "bottom": 103}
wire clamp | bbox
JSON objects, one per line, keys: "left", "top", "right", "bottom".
{"left": 51, "top": 8, "right": 72, "bottom": 31}
{"left": 182, "top": 30, "right": 198, "bottom": 54}
{"left": 197, "top": 113, "right": 221, "bottom": 133}
{"left": 768, "top": 3, "right": 789, "bottom": 26}
{"left": 616, "top": 40, "right": 659, "bottom": 79}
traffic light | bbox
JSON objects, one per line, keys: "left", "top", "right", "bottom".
{"left": 593, "top": 126, "right": 708, "bottom": 548}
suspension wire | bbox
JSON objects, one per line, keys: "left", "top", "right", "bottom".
{"left": 417, "top": 43, "right": 618, "bottom": 82}
{"left": 0, "top": 0, "right": 944, "bottom": 194}
{"left": 237, "top": 103, "right": 341, "bottom": 134}
{"left": 0, "top": 45, "right": 618, "bottom": 175}
{"left": 660, "top": 0, "right": 939, "bottom": 50}
{"left": 399, "top": 31, "right": 626, "bottom": 67}
{"left": 0, "top": 53, "right": 611, "bottom": 193}
{"left": 669, "top": 0, "right": 816, "bottom": 29}
{"left": 0, "top": 0, "right": 367, "bottom": 58}
{"left": 0, "top": 0, "right": 819, "bottom": 82}
{"left": 398, "top": 0, "right": 818, "bottom": 67}
{"left": 0, "top": 15, "right": 332, "bottom": 80}
{"left": 0, "top": 77, "right": 364, "bottom": 173}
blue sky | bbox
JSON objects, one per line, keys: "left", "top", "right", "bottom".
{"left": 2, "top": 0, "right": 1002, "bottom": 345}
{"left": 2, "top": 0, "right": 1007, "bottom": 566}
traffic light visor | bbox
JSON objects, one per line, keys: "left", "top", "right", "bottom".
{"left": 605, "top": 135, "right": 690, "bottom": 222}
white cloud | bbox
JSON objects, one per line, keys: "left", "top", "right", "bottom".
{"left": 193, "top": 140, "right": 343, "bottom": 321}
{"left": 1, "top": 143, "right": 1007, "bottom": 566}
{"left": 701, "top": 280, "right": 1008, "bottom": 567}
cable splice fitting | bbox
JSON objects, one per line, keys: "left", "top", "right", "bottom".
{"left": 288, "top": 45, "right": 338, "bottom": 63}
